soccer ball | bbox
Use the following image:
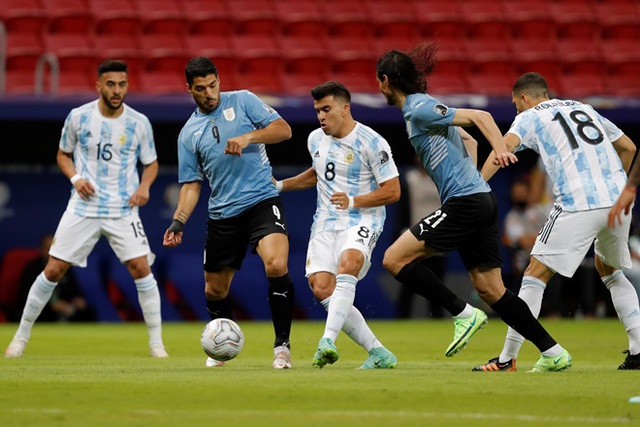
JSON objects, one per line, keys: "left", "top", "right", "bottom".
{"left": 200, "top": 318, "right": 245, "bottom": 361}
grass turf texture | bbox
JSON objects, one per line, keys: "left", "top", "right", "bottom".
{"left": 1, "top": 319, "right": 639, "bottom": 427}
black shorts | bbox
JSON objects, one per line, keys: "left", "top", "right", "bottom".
{"left": 409, "top": 191, "right": 502, "bottom": 271}
{"left": 204, "top": 197, "right": 288, "bottom": 272}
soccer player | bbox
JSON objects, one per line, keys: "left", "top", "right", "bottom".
{"left": 376, "top": 43, "right": 572, "bottom": 372}
{"left": 275, "top": 81, "right": 400, "bottom": 369}
{"left": 476, "top": 72, "right": 640, "bottom": 372}
{"left": 5, "top": 60, "right": 167, "bottom": 358}
{"left": 163, "top": 57, "right": 295, "bottom": 369}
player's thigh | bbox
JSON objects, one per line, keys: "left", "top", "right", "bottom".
{"left": 595, "top": 208, "right": 632, "bottom": 270}
{"left": 49, "top": 211, "right": 102, "bottom": 267}
{"left": 306, "top": 231, "right": 340, "bottom": 278}
{"left": 337, "top": 225, "right": 378, "bottom": 279}
{"left": 103, "top": 214, "right": 155, "bottom": 266}
{"left": 532, "top": 208, "right": 598, "bottom": 277}
{"left": 205, "top": 217, "right": 249, "bottom": 272}
{"left": 247, "top": 197, "right": 289, "bottom": 255}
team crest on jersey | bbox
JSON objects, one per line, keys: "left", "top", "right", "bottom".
{"left": 313, "top": 151, "right": 320, "bottom": 157}
{"left": 434, "top": 104, "right": 448, "bottom": 116}
{"left": 118, "top": 134, "right": 126, "bottom": 145}
{"left": 262, "top": 104, "right": 275, "bottom": 114}
{"left": 223, "top": 107, "right": 235, "bottom": 121}
{"left": 378, "top": 150, "right": 389, "bottom": 164}
{"left": 345, "top": 151, "right": 355, "bottom": 164}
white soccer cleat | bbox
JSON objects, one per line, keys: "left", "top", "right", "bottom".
{"left": 205, "top": 357, "right": 225, "bottom": 368}
{"left": 272, "top": 345, "right": 292, "bottom": 369}
{"left": 5, "top": 336, "right": 28, "bottom": 358}
{"left": 149, "top": 343, "right": 169, "bottom": 358}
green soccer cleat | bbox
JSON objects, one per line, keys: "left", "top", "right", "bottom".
{"left": 529, "top": 349, "right": 572, "bottom": 372}
{"left": 312, "top": 337, "right": 339, "bottom": 369}
{"left": 445, "top": 307, "right": 488, "bottom": 357}
{"left": 358, "top": 347, "right": 398, "bottom": 369}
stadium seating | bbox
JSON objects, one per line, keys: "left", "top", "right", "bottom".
{"left": 89, "top": 0, "right": 141, "bottom": 36}
{"left": 0, "top": 0, "right": 47, "bottom": 35}
{"left": 185, "top": 0, "right": 235, "bottom": 36}
{"left": 43, "top": 0, "right": 93, "bottom": 35}
{"left": 276, "top": 0, "right": 326, "bottom": 38}
{"left": 43, "top": 33, "right": 97, "bottom": 94}
{"left": 136, "top": 0, "right": 187, "bottom": 35}
{"left": 227, "top": 0, "right": 280, "bottom": 36}
{"left": 369, "top": 0, "right": 420, "bottom": 38}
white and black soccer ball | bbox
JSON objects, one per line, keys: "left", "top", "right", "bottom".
{"left": 200, "top": 318, "right": 245, "bottom": 361}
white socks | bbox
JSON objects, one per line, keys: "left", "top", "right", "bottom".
{"left": 15, "top": 272, "right": 57, "bottom": 340}
{"left": 135, "top": 274, "right": 163, "bottom": 345}
{"left": 321, "top": 295, "right": 382, "bottom": 352}
{"left": 499, "top": 276, "right": 546, "bottom": 363}
{"left": 603, "top": 270, "right": 640, "bottom": 355}
{"left": 322, "top": 274, "right": 358, "bottom": 342}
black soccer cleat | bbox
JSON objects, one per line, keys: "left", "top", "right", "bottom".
{"left": 618, "top": 350, "right": 640, "bottom": 370}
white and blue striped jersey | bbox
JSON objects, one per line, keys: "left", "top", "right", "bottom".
{"left": 402, "top": 93, "right": 491, "bottom": 203}
{"left": 177, "top": 90, "right": 281, "bottom": 219}
{"left": 308, "top": 122, "right": 399, "bottom": 235}
{"left": 509, "top": 99, "right": 626, "bottom": 212}
{"left": 59, "top": 100, "right": 157, "bottom": 218}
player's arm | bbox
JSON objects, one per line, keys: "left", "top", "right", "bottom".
{"left": 276, "top": 167, "right": 317, "bottom": 192}
{"left": 481, "top": 134, "right": 521, "bottom": 182}
{"left": 331, "top": 177, "right": 401, "bottom": 210}
{"left": 57, "top": 148, "right": 95, "bottom": 201}
{"left": 163, "top": 181, "right": 202, "bottom": 247}
{"left": 225, "top": 118, "right": 292, "bottom": 156}
{"left": 452, "top": 108, "right": 517, "bottom": 168}
{"left": 608, "top": 135, "right": 639, "bottom": 227}
{"left": 458, "top": 127, "right": 478, "bottom": 167}
{"left": 129, "top": 160, "right": 158, "bottom": 208}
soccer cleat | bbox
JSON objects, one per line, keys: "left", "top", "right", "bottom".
{"left": 272, "top": 345, "right": 292, "bottom": 369}
{"left": 312, "top": 337, "right": 339, "bottom": 369}
{"left": 472, "top": 357, "right": 517, "bottom": 372}
{"left": 5, "top": 336, "right": 28, "bottom": 358}
{"left": 149, "top": 343, "right": 169, "bottom": 358}
{"left": 618, "top": 350, "right": 640, "bottom": 370}
{"left": 358, "top": 347, "right": 398, "bottom": 369}
{"left": 529, "top": 349, "right": 572, "bottom": 372}
{"left": 205, "top": 357, "right": 225, "bottom": 368}
{"left": 445, "top": 307, "right": 488, "bottom": 357}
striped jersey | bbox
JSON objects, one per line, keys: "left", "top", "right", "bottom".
{"left": 177, "top": 90, "right": 281, "bottom": 219}
{"left": 402, "top": 93, "right": 491, "bottom": 204}
{"left": 509, "top": 99, "right": 626, "bottom": 212}
{"left": 59, "top": 100, "right": 157, "bottom": 218}
{"left": 308, "top": 122, "right": 399, "bottom": 235}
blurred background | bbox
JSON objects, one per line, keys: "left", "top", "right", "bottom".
{"left": 1, "top": 0, "right": 639, "bottom": 323}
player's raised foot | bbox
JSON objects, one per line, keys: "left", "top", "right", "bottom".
{"left": 472, "top": 357, "right": 517, "bottom": 372}
{"left": 618, "top": 350, "right": 640, "bottom": 370}
{"left": 149, "top": 343, "right": 169, "bottom": 358}
{"left": 5, "top": 336, "right": 28, "bottom": 358}
{"left": 358, "top": 347, "right": 398, "bottom": 369}
{"left": 312, "top": 337, "right": 339, "bottom": 369}
{"left": 529, "top": 349, "right": 572, "bottom": 373}
{"left": 272, "top": 345, "right": 292, "bottom": 369}
{"left": 445, "top": 307, "right": 488, "bottom": 357}
{"left": 205, "top": 357, "right": 225, "bottom": 368}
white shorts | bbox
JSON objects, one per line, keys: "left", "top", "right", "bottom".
{"left": 305, "top": 226, "right": 379, "bottom": 280}
{"left": 532, "top": 205, "right": 631, "bottom": 277}
{"left": 49, "top": 210, "right": 155, "bottom": 268}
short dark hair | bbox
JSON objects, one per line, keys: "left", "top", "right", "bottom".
{"left": 98, "top": 59, "right": 127, "bottom": 76}
{"left": 185, "top": 57, "right": 218, "bottom": 86}
{"left": 376, "top": 41, "right": 438, "bottom": 95}
{"left": 513, "top": 72, "right": 549, "bottom": 98}
{"left": 311, "top": 81, "right": 351, "bottom": 103}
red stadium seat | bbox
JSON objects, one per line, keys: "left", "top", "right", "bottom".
{"left": 428, "top": 59, "right": 471, "bottom": 95}
{"left": 139, "top": 33, "right": 191, "bottom": 73}
{"left": 552, "top": 1, "right": 599, "bottom": 41}
{"left": 330, "top": 35, "right": 376, "bottom": 75}
{"left": 281, "top": 36, "right": 331, "bottom": 76}
{"left": 321, "top": 0, "right": 375, "bottom": 37}
{"left": 369, "top": 0, "right": 420, "bottom": 38}
{"left": 608, "top": 59, "right": 640, "bottom": 97}
{"left": 5, "top": 32, "right": 45, "bottom": 76}
{"left": 371, "top": 35, "right": 423, "bottom": 57}
{"left": 184, "top": 0, "right": 235, "bottom": 36}
{"left": 93, "top": 34, "right": 144, "bottom": 89}
{"left": 44, "top": 33, "right": 97, "bottom": 94}
{"left": 276, "top": 1, "right": 326, "bottom": 38}
{"left": 186, "top": 36, "right": 239, "bottom": 85}
{"left": 413, "top": 0, "right": 463, "bottom": 39}
{"left": 557, "top": 38, "right": 603, "bottom": 75}
{"left": 331, "top": 71, "right": 379, "bottom": 93}
{"left": 595, "top": 1, "right": 639, "bottom": 41}
{"left": 0, "top": 0, "right": 47, "bottom": 35}
{"left": 235, "top": 71, "right": 284, "bottom": 94}
{"left": 43, "top": 0, "right": 93, "bottom": 35}
{"left": 463, "top": 1, "right": 509, "bottom": 39}
{"left": 558, "top": 73, "right": 607, "bottom": 98}
{"left": 281, "top": 72, "right": 330, "bottom": 96}
{"left": 232, "top": 35, "right": 284, "bottom": 93}
{"left": 467, "top": 62, "right": 519, "bottom": 97}
{"left": 136, "top": 0, "right": 187, "bottom": 35}
{"left": 139, "top": 70, "right": 186, "bottom": 94}
{"left": 228, "top": 0, "right": 280, "bottom": 35}
{"left": 88, "top": 0, "right": 141, "bottom": 36}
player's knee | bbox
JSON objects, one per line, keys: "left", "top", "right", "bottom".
{"left": 309, "top": 279, "right": 332, "bottom": 300}
{"left": 125, "top": 257, "right": 151, "bottom": 279}
{"left": 43, "top": 259, "right": 69, "bottom": 282}
{"left": 263, "top": 256, "right": 288, "bottom": 277}
{"left": 205, "top": 286, "right": 228, "bottom": 301}
{"left": 382, "top": 250, "right": 400, "bottom": 276}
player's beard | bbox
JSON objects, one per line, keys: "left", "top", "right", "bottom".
{"left": 102, "top": 93, "right": 124, "bottom": 111}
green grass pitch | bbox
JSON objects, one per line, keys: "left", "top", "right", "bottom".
{"left": 1, "top": 319, "right": 639, "bottom": 427}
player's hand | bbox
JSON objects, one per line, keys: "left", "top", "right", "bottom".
{"left": 330, "top": 192, "right": 350, "bottom": 210}
{"left": 73, "top": 178, "right": 95, "bottom": 201}
{"left": 492, "top": 151, "right": 519, "bottom": 168}
{"left": 225, "top": 135, "right": 250, "bottom": 157}
{"left": 163, "top": 219, "right": 184, "bottom": 247}
{"left": 608, "top": 187, "right": 636, "bottom": 227}
{"left": 129, "top": 187, "right": 150, "bottom": 208}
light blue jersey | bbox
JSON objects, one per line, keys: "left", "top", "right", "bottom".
{"left": 59, "top": 100, "right": 157, "bottom": 218}
{"left": 509, "top": 99, "right": 626, "bottom": 212}
{"left": 402, "top": 93, "right": 490, "bottom": 203}
{"left": 177, "top": 90, "right": 281, "bottom": 219}
{"left": 308, "top": 122, "right": 399, "bottom": 235}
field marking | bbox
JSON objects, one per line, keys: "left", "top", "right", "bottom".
{"left": 9, "top": 408, "right": 632, "bottom": 424}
